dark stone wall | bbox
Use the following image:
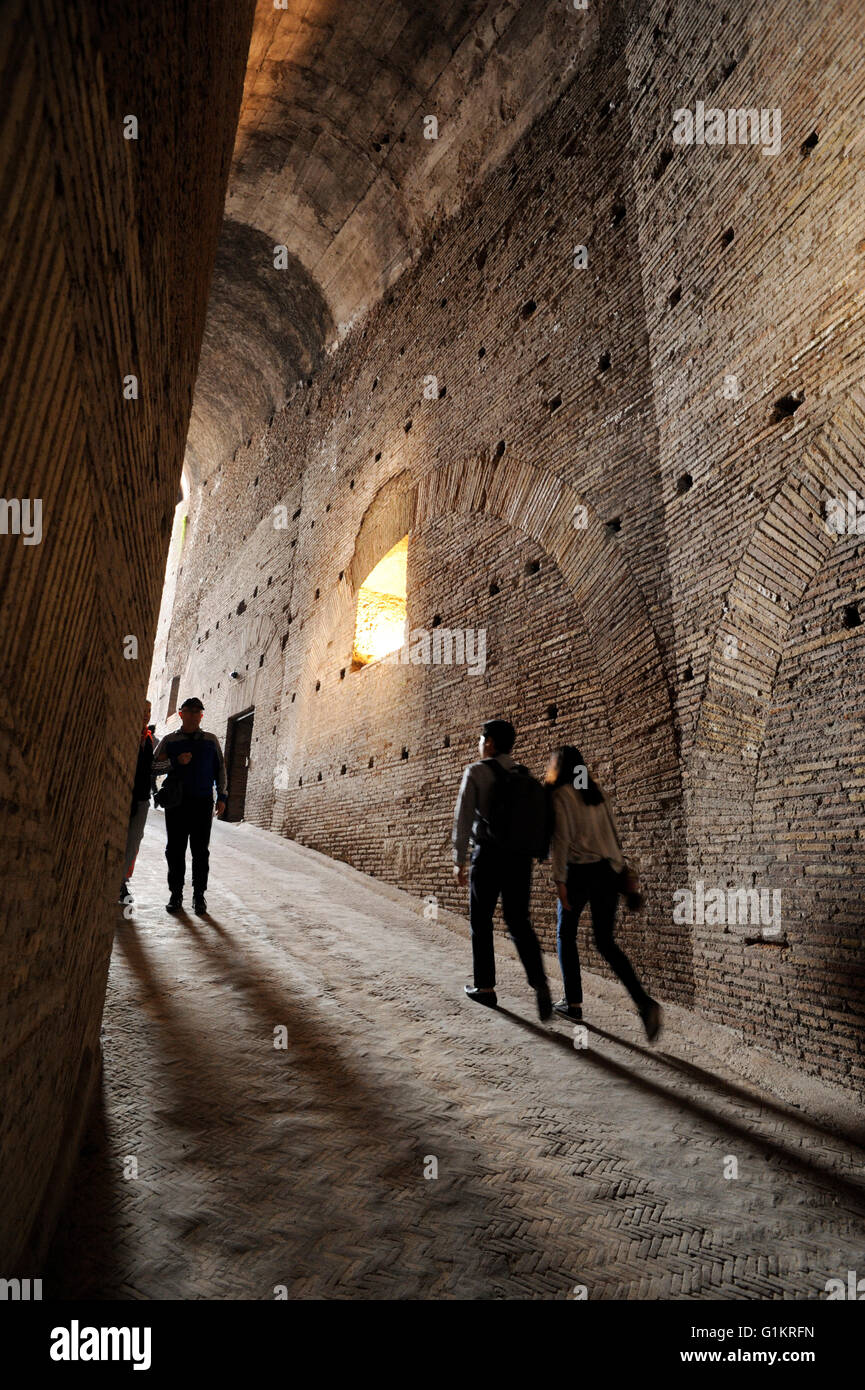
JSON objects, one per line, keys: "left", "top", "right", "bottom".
{"left": 0, "top": 0, "right": 255, "bottom": 1266}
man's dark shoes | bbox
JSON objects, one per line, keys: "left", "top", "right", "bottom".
{"left": 640, "top": 999, "right": 663, "bottom": 1042}
{"left": 166, "top": 893, "right": 183, "bottom": 914}
{"left": 465, "top": 985, "right": 497, "bottom": 1008}
{"left": 535, "top": 981, "right": 553, "bottom": 1021}
{"left": 554, "top": 999, "right": 582, "bottom": 1021}
{"left": 193, "top": 894, "right": 208, "bottom": 916}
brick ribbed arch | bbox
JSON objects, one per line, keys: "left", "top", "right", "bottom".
{"left": 307, "top": 453, "right": 680, "bottom": 815}
{"left": 294, "top": 451, "right": 690, "bottom": 996}
{"left": 693, "top": 387, "right": 865, "bottom": 837}
{"left": 299, "top": 472, "right": 418, "bottom": 679}
{"left": 414, "top": 456, "right": 681, "bottom": 815}
{"left": 182, "top": 613, "right": 280, "bottom": 700}
{"left": 347, "top": 471, "right": 417, "bottom": 593}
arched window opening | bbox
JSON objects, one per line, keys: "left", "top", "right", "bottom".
{"left": 352, "top": 536, "right": 408, "bottom": 667}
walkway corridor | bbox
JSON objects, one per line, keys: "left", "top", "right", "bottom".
{"left": 48, "top": 816, "right": 865, "bottom": 1301}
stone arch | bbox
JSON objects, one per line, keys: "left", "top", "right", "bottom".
{"left": 692, "top": 387, "right": 865, "bottom": 837}
{"left": 346, "top": 471, "right": 418, "bottom": 594}
{"left": 179, "top": 611, "right": 280, "bottom": 719}
{"left": 305, "top": 453, "right": 680, "bottom": 814}
{"left": 414, "top": 455, "right": 681, "bottom": 818}
{"left": 292, "top": 451, "right": 691, "bottom": 999}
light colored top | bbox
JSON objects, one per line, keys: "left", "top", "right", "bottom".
{"left": 452, "top": 753, "right": 516, "bottom": 865}
{"left": 550, "top": 782, "right": 624, "bottom": 882}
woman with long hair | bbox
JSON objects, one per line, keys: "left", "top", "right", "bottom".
{"left": 545, "top": 745, "right": 662, "bottom": 1041}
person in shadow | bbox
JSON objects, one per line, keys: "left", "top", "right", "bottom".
{"left": 120, "top": 699, "right": 156, "bottom": 904}
{"left": 452, "top": 719, "right": 552, "bottom": 1020}
{"left": 546, "top": 745, "right": 662, "bottom": 1041}
{"left": 153, "top": 697, "right": 227, "bottom": 916}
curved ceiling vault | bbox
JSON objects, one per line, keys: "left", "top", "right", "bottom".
{"left": 187, "top": 0, "right": 600, "bottom": 479}
{"left": 185, "top": 219, "right": 333, "bottom": 483}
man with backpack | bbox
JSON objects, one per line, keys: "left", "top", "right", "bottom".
{"left": 452, "top": 719, "right": 552, "bottom": 1019}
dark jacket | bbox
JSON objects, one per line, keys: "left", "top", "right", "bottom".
{"left": 153, "top": 729, "right": 228, "bottom": 803}
{"left": 131, "top": 729, "right": 155, "bottom": 812}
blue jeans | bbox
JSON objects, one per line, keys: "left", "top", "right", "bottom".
{"left": 556, "top": 860, "right": 649, "bottom": 1009}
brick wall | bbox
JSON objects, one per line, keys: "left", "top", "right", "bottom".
{"left": 0, "top": 0, "right": 254, "bottom": 1266}
{"left": 155, "top": 0, "right": 865, "bottom": 1094}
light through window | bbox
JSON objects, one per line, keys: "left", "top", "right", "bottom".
{"left": 352, "top": 536, "right": 407, "bottom": 666}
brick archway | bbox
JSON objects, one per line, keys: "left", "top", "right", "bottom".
{"left": 180, "top": 612, "right": 280, "bottom": 718}
{"left": 293, "top": 451, "right": 691, "bottom": 1000}
{"left": 692, "top": 388, "right": 865, "bottom": 840}
{"left": 414, "top": 455, "right": 680, "bottom": 818}
{"left": 306, "top": 452, "right": 680, "bottom": 817}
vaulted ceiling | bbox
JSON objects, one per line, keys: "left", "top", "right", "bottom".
{"left": 185, "top": 0, "right": 599, "bottom": 479}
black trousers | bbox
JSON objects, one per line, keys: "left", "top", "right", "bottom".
{"left": 165, "top": 795, "right": 214, "bottom": 895}
{"left": 556, "top": 859, "right": 650, "bottom": 1009}
{"left": 469, "top": 843, "right": 547, "bottom": 990}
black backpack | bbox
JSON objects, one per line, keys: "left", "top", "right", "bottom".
{"left": 484, "top": 761, "right": 549, "bottom": 858}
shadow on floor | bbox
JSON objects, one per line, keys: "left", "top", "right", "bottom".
{"left": 180, "top": 912, "right": 436, "bottom": 1175}
{"left": 46, "top": 910, "right": 550, "bottom": 1299}
{"left": 584, "top": 1020, "right": 865, "bottom": 1148}
{"left": 495, "top": 1006, "right": 865, "bottom": 1213}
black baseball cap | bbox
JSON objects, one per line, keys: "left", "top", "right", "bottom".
{"left": 180, "top": 697, "right": 204, "bottom": 711}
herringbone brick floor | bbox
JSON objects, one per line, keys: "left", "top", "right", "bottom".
{"left": 47, "top": 815, "right": 865, "bottom": 1300}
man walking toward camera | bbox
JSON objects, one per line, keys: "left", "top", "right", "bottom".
{"left": 452, "top": 718, "right": 552, "bottom": 1019}
{"left": 153, "top": 697, "right": 227, "bottom": 916}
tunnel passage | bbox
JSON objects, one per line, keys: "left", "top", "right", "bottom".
{"left": 274, "top": 453, "right": 690, "bottom": 1004}
{"left": 149, "top": 0, "right": 865, "bottom": 1105}
{"left": 6, "top": 0, "right": 865, "bottom": 1291}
